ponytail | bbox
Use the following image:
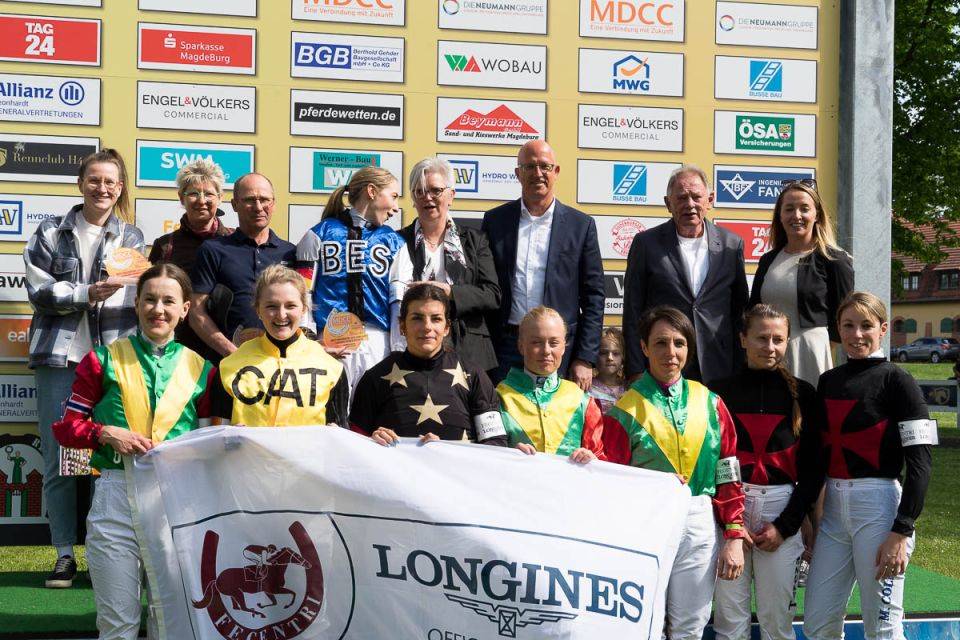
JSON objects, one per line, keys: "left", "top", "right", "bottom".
{"left": 775, "top": 363, "right": 802, "bottom": 436}
{"left": 320, "top": 184, "right": 350, "bottom": 222}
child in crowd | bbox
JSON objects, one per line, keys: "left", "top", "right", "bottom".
{"left": 589, "top": 327, "right": 626, "bottom": 414}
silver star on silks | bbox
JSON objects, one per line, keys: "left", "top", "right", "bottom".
{"left": 381, "top": 363, "right": 413, "bottom": 387}
{"left": 444, "top": 362, "right": 470, "bottom": 390}
{"left": 410, "top": 394, "right": 448, "bottom": 425}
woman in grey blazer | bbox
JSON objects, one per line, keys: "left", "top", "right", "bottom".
{"left": 390, "top": 157, "right": 501, "bottom": 371}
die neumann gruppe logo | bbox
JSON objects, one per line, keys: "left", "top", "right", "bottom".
{"left": 192, "top": 521, "right": 326, "bottom": 639}
{"left": 735, "top": 115, "right": 794, "bottom": 151}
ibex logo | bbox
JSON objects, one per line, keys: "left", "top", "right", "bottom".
{"left": 192, "top": 521, "right": 325, "bottom": 639}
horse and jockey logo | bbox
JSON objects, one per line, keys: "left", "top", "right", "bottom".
{"left": 192, "top": 521, "right": 325, "bottom": 639}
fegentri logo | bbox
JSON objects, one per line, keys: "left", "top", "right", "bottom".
{"left": 373, "top": 544, "right": 645, "bottom": 637}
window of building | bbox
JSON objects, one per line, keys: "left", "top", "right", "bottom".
{"left": 902, "top": 273, "right": 920, "bottom": 291}
{"left": 904, "top": 318, "right": 918, "bottom": 333}
{"left": 939, "top": 271, "right": 960, "bottom": 290}
{"left": 941, "top": 318, "right": 953, "bottom": 333}
{"left": 894, "top": 319, "right": 905, "bottom": 333}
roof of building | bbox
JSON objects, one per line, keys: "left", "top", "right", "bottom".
{"left": 894, "top": 220, "right": 960, "bottom": 271}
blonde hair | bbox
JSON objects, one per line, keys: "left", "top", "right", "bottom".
{"left": 78, "top": 148, "right": 131, "bottom": 222}
{"left": 253, "top": 265, "right": 310, "bottom": 313}
{"left": 321, "top": 166, "right": 397, "bottom": 222}
{"left": 836, "top": 291, "right": 887, "bottom": 326}
{"left": 598, "top": 327, "right": 626, "bottom": 383}
{"left": 176, "top": 158, "right": 224, "bottom": 196}
{"left": 519, "top": 306, "right": 567, "bottom": 339}
{"left": 770, "top": 183, "right": 843, "bottom": 260}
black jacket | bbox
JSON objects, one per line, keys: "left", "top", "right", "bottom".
{"left": 398, "top": 223, "right": 500, "bottom": 371}
{"left": 749, "top": 245, "right": 854, "bottom": 343}
{"left": 623, "top": 219, "right": 749, "bottom": 384}
{"left": 481, "top": 198, "right": 605, "bottom": 372}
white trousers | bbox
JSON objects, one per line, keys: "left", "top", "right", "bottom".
{"left": 714, "top": 483, "right": 804, "bottom": 640}
{"left": 664, "top": 495, "right": 720, "bottom": 640}
{"left": 86, "top": 469, "right": 157, "bottom": 640}
{"left": 803, "top": 478, "right": 914, "bottom": 640}
{"left": 343, "top": 325, "right": 390, "bottom": 407}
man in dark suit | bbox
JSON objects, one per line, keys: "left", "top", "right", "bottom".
{"left": 623, "top": 165, "right": 748, "bottom": 384}
{"left": 482, "top": 140, "right": 605, "bottom": 389}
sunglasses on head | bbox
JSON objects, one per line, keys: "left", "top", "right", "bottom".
{"left": 781, "top": 178, "right": 818, "bottom": 190}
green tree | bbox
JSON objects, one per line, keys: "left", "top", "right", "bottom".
{"left": 892, "top": 0, "right": 960, "bottom": 276}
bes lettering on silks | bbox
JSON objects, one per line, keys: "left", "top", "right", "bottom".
{"left": 373, "top": 544, "right": 644, "bottom": 624}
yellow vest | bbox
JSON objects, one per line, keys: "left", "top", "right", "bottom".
{"left": 219, "top": 333, "right": 344, "bottom": 427}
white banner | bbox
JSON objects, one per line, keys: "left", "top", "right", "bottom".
{"left": 714, "top": 56, "right": 817, "bottom": 103}
{"left": 0, "top": 73, "right": 100, "bottom": 126}
{"left": 577, "top": 159, "right": 680, "bottom": 206}
{"left": 578, "top": 105, "right": 683, "bottom": 152}
{"left": 137, "top": 81, "right": 256, "bottom": 133}
{"left": 290, "top": 89, "right": 404, "bottom": 140}
{"left": 0, "top": 193, "right": 78, "bottom": 242}
{"left": 578, "top": 48, "right": 684, "bottom": 97}
{"left": 437, "top": 40, "right": 546, "bottom": 90}
{"left": 715, "top": 2, "right": 818, "bottom": 50}
{"left": 133, "top": 427, "right": 688, "bottom": 640}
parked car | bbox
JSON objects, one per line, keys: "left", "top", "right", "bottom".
{"left": 891, "top": 337, "right": 960, "bottom": 363}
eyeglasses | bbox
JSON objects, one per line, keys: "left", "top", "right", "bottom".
{"left": 413, "top": 186, "right": 450, "bottom": 200}
{"left": 239, "top": 196, "right": 275, "bottom": 207}
{"left": 83, "top": 177, "right": 119, "bottom": 190}
{"left": 184, "top": 190, "right": 219, "bottom": 201}
{"left": 781, "top": 178, "right": 818, "bottom": 190}
{"left": 518, "top": 162, "right": 556, "bottom": 174}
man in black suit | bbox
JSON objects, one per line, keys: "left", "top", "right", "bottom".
{"left": 482, "top": 140, "right": 604, "bottom": 389}
{"left": 623, "top": 165, "right": 748, "bottom": 384}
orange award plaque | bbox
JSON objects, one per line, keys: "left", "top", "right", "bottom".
{"left": 104, "top": 247, "right": 151, "bottom": 283}
{"left": 322, "top": 310, "right": 366, "bottom": 352}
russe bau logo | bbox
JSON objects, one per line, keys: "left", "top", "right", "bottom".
{"left": 749, "top": 60, "right": 783, "bottom": 96}
{"left": 612, "top": 55, "right": 650, "bottom": 92}
{"left": 447, "top": 105, "right": 536, "bottom": 133}
{"left": 192, "top": 521, "right": 324, "bottom": 639}
{"left": 445, "top": 54, "right": 480, "bottom": 72}
{"left": 612, "top": 164, "right": 648, "bottom": 203}
{"left": 374, "top": 544, "right": 645, "bottom": 638}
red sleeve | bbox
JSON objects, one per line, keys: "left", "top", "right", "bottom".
{"left": 581, "top": 398, "right": 606, "bottom": 461}
{"left": 51, "top": 351, "right": 106, "bottom": 449}
{"left": 601, "top": 413, "right": 632, "bottom": 466}
{"left": 712, "top": 396, "right": 746, "bottom": 539}
{"left": 349, "top": 422, "right": 372, "bottom": 436}
{"left": 195, "top": 366, "right": 218, "bottom": 421}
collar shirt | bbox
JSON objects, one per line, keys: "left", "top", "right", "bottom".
{"left": 508, "top": 199, "right": 556, "bottom": 325}
{"left": 677, "top": 231, "right": 709, "bottom": 297}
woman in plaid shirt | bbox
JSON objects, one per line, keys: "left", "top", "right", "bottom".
{"left": 23, "top": 148, "right": 145, "bottom": 589}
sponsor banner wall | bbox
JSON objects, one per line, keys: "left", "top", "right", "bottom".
{"left": 0, "top": 14, "right": 100, "bottom": 66}
{"left": 8, "top": 0, "right": 100, "bottom": 5}
{"left": 289, "top": 147, "right": 403, "bottom": 195}
{"left": 716, "top": 2, "right": 818, "bottom": 50}
{"left": 132, "top": 427, "right": 689, "bottom": 640}
{"left": 135, "top": 199, "right": 239, "bottom": 246}
{"left": 578, "top": 48, "right": 684, "bottom": 97}
{"left": 0, "top": 73, "right": 100, "bottom": 126}
{"left": 437, "top": 40, "right": 546, "bottom": 91}
{"left": 714, "top": 56, "right": 817, "bottom": 103}
{"left": 0, "top": 374, "right": 37, "bottom": 422}
{"left": 437, "top": 153, "right": 520, "bottom": 201}
{"left": 594, "top": 215, "right": 668, "bottom": 259}
{"left": 579, "top": 0, "right": 685, "bottom": 42}
{"left": 139, "top": 0, "right": 257, "bottom": 16}
{"left": 437, "top": 97, "right": 545, "bottom": 146}
{"left": 0, "top": 255, "right": 27, "bottom": 303}
{"left": 0, "top": 315, "right": 30, "bottom": 362}
{"left": 715, "top": 219, "right": 772, "bottom": 263}
{"left": 290, "top": 32, "right": 404, "bottom": 84}
{"left": 137, "top": 81, "right": 256, "bottom": 133}
{"left": 578, "top": 104, "right": 683, "bottom": 152}
{"left": 577, "top": 159, "right": 680, "bottom": 206}
{"left": 714, "top": 165, "right": 816, "bottom": 209}
{"left": 438, "top": 0, "right": 547, "bottom": 35}
{"left": 714, "top": 111, "right": 816, "bottom": 157}
{"left": 290, "top": 89, "right": 404, "bottom": 140}
{"left": 136, "top": 140, "right": 255, "bottom": 188}
{"left": 605, "top": 271, "right": 625, "bottom": 315}
{"left": 0, "top": 193, "right": 79, "bottom": 242}
{"left": 137, "top": 23, "right": 257, "bottom": 75}
{"left": 449, "top": 208, "right": 484, "bottom": 231}
{"left": 0, "top": 134, "right": 99, "bottom": 184}
{"left": 292, "top": 0, "right": 405, "bottom": 26}
{"left": 288, "top": 204, "right": 401, "bottom": 242}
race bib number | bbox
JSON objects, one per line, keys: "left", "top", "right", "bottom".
{"left": 898, "top": 419, "right": 939, "bottom": 446}
{"left": 474, "top": 411, "right": 506, "bottom": 441}
{"left": 715, "top": 456, "right": 742, "bottom": 484}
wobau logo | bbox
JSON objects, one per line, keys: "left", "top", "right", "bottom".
{"left": 373, "top": 543, "right": 645, "bottom": 637}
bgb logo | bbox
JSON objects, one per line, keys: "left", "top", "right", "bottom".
{"left": 192, "top": 521, "right": 327, "bottom": 639}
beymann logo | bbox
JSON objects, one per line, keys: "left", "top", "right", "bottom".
{"left": 192, "top": 521, "right": 323, "bottom": 640}
{"left": 373, "top": 543, "right": 645, "bottom": 637}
